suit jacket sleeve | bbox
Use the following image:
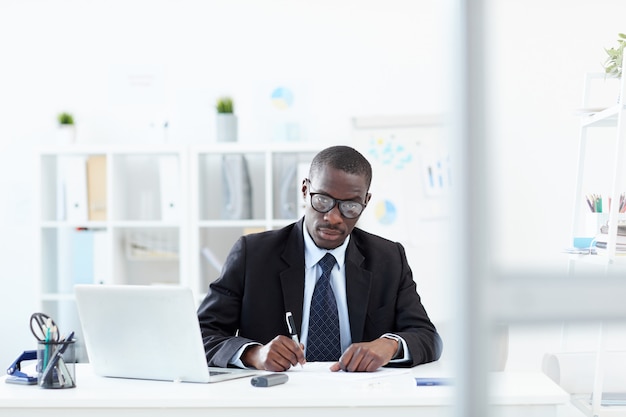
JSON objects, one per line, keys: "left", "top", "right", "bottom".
{"left": 348, "top": 229, "right": 443, "bottom": 367}
{"left": 196, "top": 223, "right": 304, "bottom": 368}
{"left": 391, "top": 241, "right": 443, "bottom": 366}
{"left": 196, "top": 236, "right": 250, "bottom": 367}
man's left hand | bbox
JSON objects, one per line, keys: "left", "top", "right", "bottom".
{"left": 329, "top": 337, "right": 398, "bottom": 372}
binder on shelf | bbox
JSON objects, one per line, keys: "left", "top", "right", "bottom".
{"left": 92, "top": 229, "right": 110, "bottom": 285}
{"left": 56, "top": 170, "right": 66, "bottom": 221}
{"left": 56, "top": 228, "right": 73, "bottom": 294}
{"left": 60, "top": 156, "right": 88, "bottom": 222}
{"left": 57, "top": 228, "right": 108, "bottom": 292}
{"left": 158, "top": 156, "right": 180, "bottom": 222}
{"left": 71, "top": 228, "right": 95, "bottom": 285}
{"left": 278, "top": 161, "right": 309, "bottom": 219}
{"left": 221, "top": 154, "right": 252, "bottom": 220}
{"left": 87, "top": 155, "right": 107, "bottom": 221}
{"left": 296, "top": 162, "right": 309, "bottom": 219}
{"left": 278, "top": 163, "right": 298, "bottom": 219}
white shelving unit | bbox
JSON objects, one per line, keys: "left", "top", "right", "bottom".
{"left": 572, "top": 395, "right": 626, "bottom": 417}
{"left": 568, "top": 64, "right": 626, "bottom": 417}
{"left": 188, "top": 143, "right": 318, "bottom": 297}
{"left": 35, "top": 143, "right": 319, "bottom": 359}
{"left": 570, "top": 71, "right": 626, "bottom": 265}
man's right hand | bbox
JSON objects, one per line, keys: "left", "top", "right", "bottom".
{"left": 241, "top": 335, "right": 306, "bottom": 371}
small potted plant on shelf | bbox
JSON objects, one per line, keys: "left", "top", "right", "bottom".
{"left": 56, "top": 111, "right": 76, "bottom": 144}
{"left": 602, "top": 33, "right": 626, "bottom": 78}
{"left": 215, "top": 96, "right": 237, "bottom": 142}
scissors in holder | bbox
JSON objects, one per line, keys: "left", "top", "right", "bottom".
{"left": 30, "top": 312, "right": 59, "bottom": 343}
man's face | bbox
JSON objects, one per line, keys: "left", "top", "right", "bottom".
{"left": 302, "top": 166, "right": 371, "bottom": 249}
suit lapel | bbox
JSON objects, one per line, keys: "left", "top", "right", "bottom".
{"left": 345, "top": 239, "right": 371, "bottom": 343}
{"left": 279, "top": 219, "right": 306, "bottom": 335}
{"left": 277, "top": 221, "right": 373, "bottom": 341}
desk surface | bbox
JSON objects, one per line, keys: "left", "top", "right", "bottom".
{"left": 1, "top": 361, "right": 568, "bottom": 417}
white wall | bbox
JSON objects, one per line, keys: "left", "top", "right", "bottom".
{"left": 485, "top": 0, "right": 626, "bottom": 370}
{"left": 0, "top": 0, "right": 446, "bottom": 367}
{"left": 1, "top": 0, "right": 625, "bottom": 372}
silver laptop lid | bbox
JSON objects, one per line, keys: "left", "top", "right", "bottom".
{"left": 75, "top": 284, "right": 212, "bottom": 383}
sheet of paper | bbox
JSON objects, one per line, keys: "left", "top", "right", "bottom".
{"left": 288, "top": 362, "right": 412, "bottom": 382}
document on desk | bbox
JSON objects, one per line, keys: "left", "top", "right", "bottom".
{"left": 289, "top": 362, "right": 412, "bottom": 382}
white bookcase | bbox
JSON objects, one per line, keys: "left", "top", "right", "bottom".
{"left": 570, "top": 71, "right": 626, "bottom": 265}
{"left": 35, "top": 143, "right": 319, "bottom": 359}
{"left": 567, "top": 67, "right": 626, "bottom": 417}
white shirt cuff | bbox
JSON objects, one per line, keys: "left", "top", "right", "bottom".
{"left": 229, "top": 342, "right": 261, "bottom": 368}
{"left": 381, "top": 333, "right": 411, "bottom": 363}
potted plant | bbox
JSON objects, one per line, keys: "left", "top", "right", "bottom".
{"left": 602, "top": 33, "right": 626, "bottom": 78}
{"left": 58, "top": 112, "right": 74, "bottom": 125}
{"left": 56, "top": 111, "right": 76, "bottom": 144}
{"left": 215, "top": 96, "right": 237, "bottom": 142}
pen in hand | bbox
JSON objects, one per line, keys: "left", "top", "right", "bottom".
{"left": 285, "top": 311, "right": 304, "bottom": 368}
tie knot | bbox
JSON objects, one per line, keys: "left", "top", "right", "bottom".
{"left": 319, "top": 253, "right": 336, "bottom": 275}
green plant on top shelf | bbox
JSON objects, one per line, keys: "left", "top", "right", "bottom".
{"left": 216, "top": 97, "right": 234, "bottom": 114}
{"left": 57, "top": 112, "right": 74, "bottom": 125}
{"left": 603, "top": 33, "right": 626, "bottom": 78}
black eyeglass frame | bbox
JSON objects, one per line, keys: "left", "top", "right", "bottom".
{"left": 305, "top": 179, "right": 367, "bottom": 219}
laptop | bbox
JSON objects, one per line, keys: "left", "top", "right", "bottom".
{"left": 74, "top": 284, "right": 259, "bottom": 383}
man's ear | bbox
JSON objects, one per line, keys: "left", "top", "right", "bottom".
{"left": 365, "top": 192, "right": 372, "bottom": 206}
{"left": 301, "top": 179, "right": 308, "bottom": 200}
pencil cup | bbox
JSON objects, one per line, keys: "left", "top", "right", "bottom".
{"left": 37, "top": 340, "right": 76, "bottom": 389}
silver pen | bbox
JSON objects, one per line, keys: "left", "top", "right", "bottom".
{"left": 285, "top": 311, "right": 299, "bottom": 344}
{"left": 285, "top": 311, "right": 304, "bottom": 368}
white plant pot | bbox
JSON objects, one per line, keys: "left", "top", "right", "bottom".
{"left": 216, "top": 114, "right": 238, "bottom": 142}
{"left": 56, "top": 125, "right": 76, "bottom": 145}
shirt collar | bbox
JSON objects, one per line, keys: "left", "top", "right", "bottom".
{"left": 303, "top": 222, "right": 349, "bottom": 270}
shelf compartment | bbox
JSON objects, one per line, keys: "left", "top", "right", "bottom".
{"left": 270, "top": 151, "right": 316, "bottom": 220}
{"left": 111, "top": 153, "right": 182, "bottom": 222}
{"left": 125, "top": 228, "right": 179, "bottom": 261}
{"left": 40, "top": 153, "right": 108, "bottom": 223}
{"left": 111, "top": 227, "right": 180, "bottom": 286}
{"left": 572, "top": 394, "right": 626, "bottom": 417}
{"left": 580, "top": 105, "right": 622, "bottom": 128}
{"left": 197, "top": 226, "right": 262, "bottom": 291}
{"left": 40, "top": 227, "right": 109, "bottom": 294}
{"left": 196, "top": 152, "right": 266, "bottom": 221}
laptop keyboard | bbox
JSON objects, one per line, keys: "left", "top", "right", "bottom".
{"left": 208, "top": 370, "right": 230, "bottom": 376}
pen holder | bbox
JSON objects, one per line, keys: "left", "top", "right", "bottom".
{"left": 37, "top": 340, "right": 76, "bottom": 389}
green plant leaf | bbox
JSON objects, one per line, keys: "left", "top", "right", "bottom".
{"left": 602, "top": 33, "right": 626, "bottom": 78}
{"left": 216, "top": 97, "right": 234, "bottom": 114}
{"left": 57, "top": 112, "right": 74, "bottom": 125}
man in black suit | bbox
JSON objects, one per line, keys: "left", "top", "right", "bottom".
{"left": 197, "top": 145, "right": 442, "bottom": 372}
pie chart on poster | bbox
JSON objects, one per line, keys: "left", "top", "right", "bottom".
{"left": 271, "top": 87, "right": 294, "bottom": 110}
{"left": 374, "top": 200, "right": 397, "bottom": 225}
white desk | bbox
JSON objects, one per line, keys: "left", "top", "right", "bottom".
{"left": 1, "top": 361, "right": 568, "bottom": 417}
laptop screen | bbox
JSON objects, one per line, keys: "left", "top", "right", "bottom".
{"left": 75, "top": 284, "right": 213, "bottom": 383}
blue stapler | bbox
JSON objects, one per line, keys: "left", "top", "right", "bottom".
{"left": 6, "top": 350, "right": 38, "bottom": 385}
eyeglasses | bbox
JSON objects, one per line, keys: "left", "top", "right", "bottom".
{"left": 306, "top": 180, "right": 366, "bottom": 219}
